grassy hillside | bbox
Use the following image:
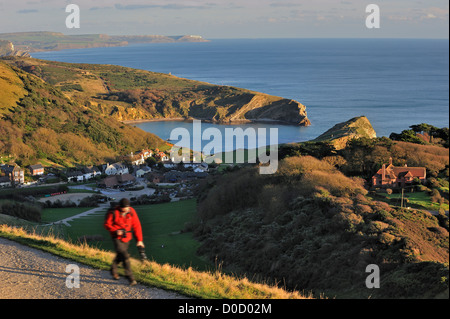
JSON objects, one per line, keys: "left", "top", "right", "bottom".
{"left": 40, "top": 200, "right": 210, "bottom": 271}
{"left": 195, "top": 150, "right": 449, "bottom": 298}
{"left": 0, "top": 59, "right": 167, "bottom": 167}
{"left": 2, "top": 57, "right": 310, "bottom": 126}
{"left": 0, "top": 62, "right": 27, "bottom": 112}
{"left": 312, "top": 116, "right": 377, "bottom": 150}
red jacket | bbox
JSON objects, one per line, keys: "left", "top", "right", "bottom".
{"left": 104, "top": 207, "right": 143, "bottom": 243}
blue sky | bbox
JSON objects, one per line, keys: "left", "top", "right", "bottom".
{"left": 0, "top": 0, "right": 448, "bottom": 38}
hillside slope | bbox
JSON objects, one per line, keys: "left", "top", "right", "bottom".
{"left": 312, "top": 116, "right": 377, "bottom": 150}
{"left": 3, "top": 57, "right": 310, "bottom": 126}
{"left": 0, "top": 59, "right": 167, "bottom": 167}
{"left": 195, "top": 155, "right": 449, "bottom": 299}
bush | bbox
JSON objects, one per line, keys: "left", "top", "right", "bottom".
{"left": 0, "top": 200, "right": 41, "bottom": 222}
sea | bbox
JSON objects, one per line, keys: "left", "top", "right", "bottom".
{"left": 33, "top": 38, "right": 449, "bottom": 153}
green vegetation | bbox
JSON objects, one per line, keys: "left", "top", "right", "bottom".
{"left": 313, "top": 116, "right": 377, "bottom": 150}
{"left": 41, "top": 207, "right": 92, "bottom": 223}
{"left": 35, "top": 200, "right": 208, "bottom": 270}
{"left": 0, "top": 59, "right": 167, "bottom": 167}
{"left": 2, "top": 57, "right": 310, "bottom": 126}
{"left": 195, "top": 150, "right": 449, "bottom": 298}
{"left": 390, "top": 123, "right": 449, "bottom": 148}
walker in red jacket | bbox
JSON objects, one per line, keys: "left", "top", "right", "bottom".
{"left": 104, "top": 198, "right": 145, "bottom": 286}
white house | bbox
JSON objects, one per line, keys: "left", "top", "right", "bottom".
{"left": 67, "top": 171, "right": 84, "bottom": 183}
{"left": 82, "top": 166, "right": 102, "bottom": 180}
{"left": 104, "top": 162, "right": 129, "bottom": 176}
{"left": 135, "top": 166, "right": 152, "bottom": 178}
{"left": 193, "top": 162, "right": 209, "bottom": 173}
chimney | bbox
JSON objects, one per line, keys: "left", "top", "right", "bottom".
{"left": 382, "top": 164, "right": 386, "bottom": 181}
{"left": 389, "top": 157, "right": 393, "bottom": 166}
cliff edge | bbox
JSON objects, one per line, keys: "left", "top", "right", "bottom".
{"left": 312, "top": 116, "right": 377, "bottom": 149}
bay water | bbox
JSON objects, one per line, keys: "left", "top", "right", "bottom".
{"left": 33, "top": 38, "right": 449, "bottom": 152}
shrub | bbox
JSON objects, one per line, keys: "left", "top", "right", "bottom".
{"left": 0, "top": 200, "right": 41, "bottom": 222}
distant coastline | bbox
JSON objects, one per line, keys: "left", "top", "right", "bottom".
{"left": 0, "top": 31, "right": 209, "bottom": 55}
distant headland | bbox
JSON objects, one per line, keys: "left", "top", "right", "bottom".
{"left": 0, "top": 31, "right": 209, "bottom": 54}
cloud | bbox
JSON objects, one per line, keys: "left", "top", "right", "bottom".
{"left": 17, "top": 9, "right": 39, "bottom": 14}
{"left": 114, "top": 3, "right": 216, "bottom": 11}
{"left": 269, "top": 2, "right": 303, "bottom": 8}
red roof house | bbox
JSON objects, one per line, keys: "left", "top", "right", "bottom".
{"left": 372, "top": 158, "right": 426, "bottom": 188}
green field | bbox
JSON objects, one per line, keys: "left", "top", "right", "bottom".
{"left": 384, "top": 191, "right": 449, "bottom": 211}
{"left": 42, "top": 199, "right": 211, "bottom": 271}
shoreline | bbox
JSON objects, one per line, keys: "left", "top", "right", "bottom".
{"left": 123, "top": 117, "right": 306, "bottom": 127}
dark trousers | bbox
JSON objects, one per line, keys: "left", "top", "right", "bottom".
{"left": 111, "top": 238, "right": 134, "bottom": 281}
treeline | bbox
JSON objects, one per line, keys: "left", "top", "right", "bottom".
{"left": 390, "top": 123, "right": 449, "bottom": 148}
{"left": 0, "top": 200, "right": 41, "bottom": 222}
{"left": 279, "top": 134, "right": 449, "bottom": 181}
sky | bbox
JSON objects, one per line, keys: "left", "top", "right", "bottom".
{"left": 0, "top": 0, "right": 448, "bottom": 39}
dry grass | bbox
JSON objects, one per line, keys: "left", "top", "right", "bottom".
{"left": 0, "top": 62, "right": 26, "bottom": 112}
{"left": 0, "top": 224, "right": 311, "bottom": 299}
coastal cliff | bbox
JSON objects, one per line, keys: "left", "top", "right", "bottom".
{"left": 312, "top": 116, "right": 376, "bottom": 149}
{"left": 3, "top": 57, "right": 311, "bottom": 126}
{"left": 0, "top": 40, "right": 30, "bottom": 57}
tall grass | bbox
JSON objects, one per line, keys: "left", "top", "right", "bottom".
{"left": 0, "top": 225, "right": 311, "bottom": 299}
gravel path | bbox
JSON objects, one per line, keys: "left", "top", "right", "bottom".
{"left": 0, "top": 237, "right": 187, "bottom": 299}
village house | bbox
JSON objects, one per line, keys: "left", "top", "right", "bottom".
{"left": 97, "top": 173, "right": 136, "bottom": 189}
{"left": 82, "top": 166, "right": 102, "bottom": 180}
{"left": 372, "top": 158, "right": 426, "bottom": 188}
{"left": 135, "top": 149, "right": 153, "bottom": 159}
{"left": 135, "top": 166, "right": 152, "bottom": 178}
{"left": 1, "top": 164, "right": 25, "bottom": 186}
{"left": 104, "top": 162, "right": 129, "bottom": 176}
{"left": 147, "top": 172, "right": 163, "bottom": 184}
{"left": 67, "top": 171, "right": 84, "bottom": 183}
{"left": 29, "top": 164, "right": 44, "bottom": 176}
{"left": 154, "top": 150, "right": 169, "bottom": 162}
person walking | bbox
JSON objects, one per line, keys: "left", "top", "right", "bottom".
{"left": 104, "top": 198, "right": 145, "bottom": 286}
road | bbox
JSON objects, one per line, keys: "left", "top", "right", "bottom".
{"left": 0, "top": 237, "right": 187, "bottom": 299}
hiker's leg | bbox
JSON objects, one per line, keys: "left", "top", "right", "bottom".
{"left": 115, "top": 240, "right": 134, "bottom": 282}
{"left": 111, "top": 239, "right": 124, "bottom": 277}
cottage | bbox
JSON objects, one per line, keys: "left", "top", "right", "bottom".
{"left": 135, "top": 166, "right": 152, "bottom": 178}
{"left": 82, "top": 166, "right": 101, "bottom": 180}
{"left": 104, "top": 162, "right": 129, "bottom": 176}
{"left": 98, "top": 173, "right": 136, "bottom": 189}
{"left": 372, "top": 158, "right": 426, "bottom": 188}
{"left": 135, "top": 149, "right": 153, "bottom": 159}
{"left": 1, "top": 164, "right": 24, "bottom": 185}
{"left": 29, "top": 164, "right": 44, "bottom": 176}
{"left": 67, "top": 171, "right": 84, "bottom": 183}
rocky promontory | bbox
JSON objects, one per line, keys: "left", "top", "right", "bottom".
{"left": 3, "top": 57, "right": 311, "bottom": 127}
{"left": 312, "top": 116, "right": 377, "bottom": 149}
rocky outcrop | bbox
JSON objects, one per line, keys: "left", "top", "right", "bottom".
{"left": 312, "top": 116, "right": 377, "bottom": 149}
{"left": 243, "top": 96, "right": 310, "bottom": 126}
{"left": 0, "top": 40, "right": 30, "bottom": 57}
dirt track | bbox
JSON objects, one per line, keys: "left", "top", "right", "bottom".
{"left": 0, "top": 237, "right": 186, "bottom": 299}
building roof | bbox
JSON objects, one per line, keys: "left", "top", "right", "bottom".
{"left": 29, "top": 164, "right": 44, "bottom": 170}
{"left": 373, "top": 164, "right": 426, "bottom": 180}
